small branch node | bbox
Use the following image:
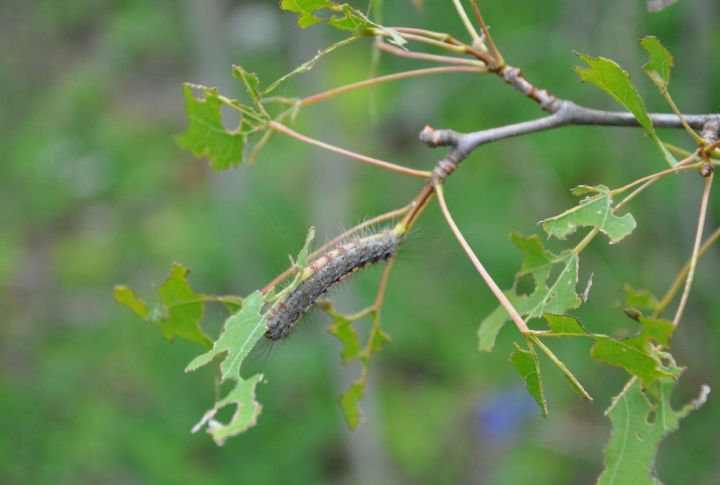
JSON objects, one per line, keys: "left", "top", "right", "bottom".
{"left": 431, "top": 151, "right": 463, "bottom": 183}
{"left": 701, "top": 118, "right": 720, "bottom": 144}
{"left": 419, "top": 125, "right": 458, "bottom": 148}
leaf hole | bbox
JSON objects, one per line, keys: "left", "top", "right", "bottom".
{"left": 220, "top": 105, "right": 242, "bottom": 131}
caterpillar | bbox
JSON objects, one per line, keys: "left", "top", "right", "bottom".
{"left": 264, "top": 227, "right": 404, "bottom": 340}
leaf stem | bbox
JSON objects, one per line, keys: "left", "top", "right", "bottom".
{"left": 672, "top": 174, "right": 714, "bottom": 326}
{"left": 654, "top": 226, "right": 720, "bottom": 317}
{"left": 300, "top": 66, "right": 486, "bottom": 106}
{"left": 435, "top": 183, "right": 529, "bottom": 334}
{"left": 660, "top": 89, "right": 705, "bottom": 145}
{"left": 528, "top": 335, "right": 593, "bottom": 401}
{"left": 375, "top": 42, "right": 484, "bottom": 67}
{"left": 469, "top": 0, "right": 503, "bottom": 65}
{"left": 268, "top": 121, "right": 432, "bottom": 179}
{"left": 450, "top": 0, "right": 486, "bottom": 49}
{"left": 610, "top": 154, "right": 701, "bottom": 196}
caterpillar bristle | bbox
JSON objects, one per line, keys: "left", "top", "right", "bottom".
{"left": 264, "top": 228, "right": 403, "bottom": 341}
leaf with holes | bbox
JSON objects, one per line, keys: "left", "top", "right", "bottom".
{"left": 598, "top": 377, "right": 709, "bottom": 484}
{"left": 185, "top": 291, "right": 265, "bottom": 380}
{"left": 478, "top": 234, "right": 583, "bottom": 351}
{"left": 540, "top": 185, "right": 636, "bottom": 244}
{"left": 191, "top": 374, "right": 264, "bottom": 446}
{"left": 575, "top": 54, "right": 676, "bottom": 166}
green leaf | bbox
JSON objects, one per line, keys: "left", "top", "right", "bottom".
{"left": 185, "top": 291, "right": 266, "bottom": 380}
{"left": 575, "top": 53, "right": 676, "bottom": 166}
{"left": 176, "top": 83, "right": 247, "bottom": 171}
{"left": 339, "top": 380, "right": 365, "bottom": 429}
{"left": 192, "top": 374, "right": 264, "bottom": 446}
{"left": 114, "top": 285, "right": 149, "bottom": 319}
{"left": 510, "top": 342, "right": 548, "bottom": 417}
{"left": 370, "top": 326, "right": 392, "bottom": 352}
{"left": 598, "top": 377, "right": 708, "bottom": 485}
{"left": 623, "top": 284, "right": 660, "bottom": 313}
{"left": 279, "top": 0, "right": 406, "bottom": 47}
{"left": 325, "top": 307, "right": 362, "bottom": 363}
{"left": 152, "top": 263, "right": 212, "bottom": 348}
{"left": 231, "top": 65, "right": 260, "bottom": 104}
{"left": 591, "top": 316, "right": 677, "bottom": 386}
{"left": 477, "top": 290, "right": 525, "bottom": 352}
{"left": 478, "top": 234, "right": 583, "bottom": 351}
{"left": 540, "top": 185, "right": 637, "bottom": 244}
{"left": 523, "top": 251, "right": 580, "bottom": 319}
{"left": 640, "top": 36, "right": 674, "bottom": 89}
{"left": 544, "top": 313, "right": 589, "bottom": 336}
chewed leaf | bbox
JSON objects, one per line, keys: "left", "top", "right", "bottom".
{"left": 478, "top": 290, "right": 525, "bottom": 352}
{"left": 510, "top": 232, "right": 556, "bottom": 275}
{"left": 540, "top": 185, "right": 636, "bottom": 244}
{"left": 280, "top": 0, "right": 406, "bottom": 47}
{"left": 510, "top": 342, "right": 548, "bottom": 417}
{"left": 575, "top": 53, "right": 676, "bottom": 166}
{"left": 591, "top": 316, "right": 677, "bottom": 386}
{"left": 232, "top": 65, "right": 261, "bottom": 105}
{"left": 323, "top": 303, "right": 391, "bottom": 426}
{"left": 192, "top": 374, "right": 264, "bottom": 446}
{"left": 340, "top": 380, "right": 365, "bottom": 429}
{"left": 185, "top": 291, "right": 265, "bottom": 381}
{"left": 152, "top": 263, "right": 212, "bottom": 348}
{"left": 115, "top": 263, "right": 211, "bottom": 348}
{"left": 544, "top": 314, "right": 589, "bottom": 336}
{"left": 623, "top": 284, "right": 660, "bottom": 313}
{"left": 176, "top": 84, "right": 247, "bottom": 171}
{"left": 598, "top": 377, "right": 709, "bottom": 484}
{"left": 478, "top": 235, "right": 582, "bottom": 351}
{"left": 114, "top": 285, "right": 149, "bottom": 319}
{"left": 325, "top": 305, "right": 362, "bottom": 362}
{"left": 640, "top": 36, "right": 674, "bottom": 89}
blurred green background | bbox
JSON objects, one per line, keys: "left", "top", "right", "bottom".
{"left": 2, "top": 1, "right": 719, "bottom": 483}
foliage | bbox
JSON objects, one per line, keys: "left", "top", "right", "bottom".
{"left": 4, "top": 0, "right": 717, "bottom": 483}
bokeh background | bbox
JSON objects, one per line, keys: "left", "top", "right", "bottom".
{"left": 2, "top": 1, "right": 720, "bottom": 483}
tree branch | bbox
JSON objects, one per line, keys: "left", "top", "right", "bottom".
{"left": 419, "top": 100, "right": 720, "bottom": 181}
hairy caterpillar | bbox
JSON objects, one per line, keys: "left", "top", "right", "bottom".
{"left": 264, "top": 227, "right": 404, "bottom": 340}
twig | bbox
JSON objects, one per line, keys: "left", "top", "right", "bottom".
{"left": 269, "top": 121, "right": 432, "bottom": 179}
{"left": 300, "top": 66, "right": 486, "bottom": 106}
{"left": 672, "top": 174, "right": 714, "bottom": 326}
{"left": 419, "top": 102, "right": 719, "bottom": 181}
{"left": 376, "top": 42, "right": 484, "bottom": 67}
{"left": 373, "top": 257, "right": 396, "bottom": 309}
{"left": 434, "top": 183, "right": 529, "bottom": 334}
{"left": 469, "top": 0, "right": 503, "bottom": 65}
